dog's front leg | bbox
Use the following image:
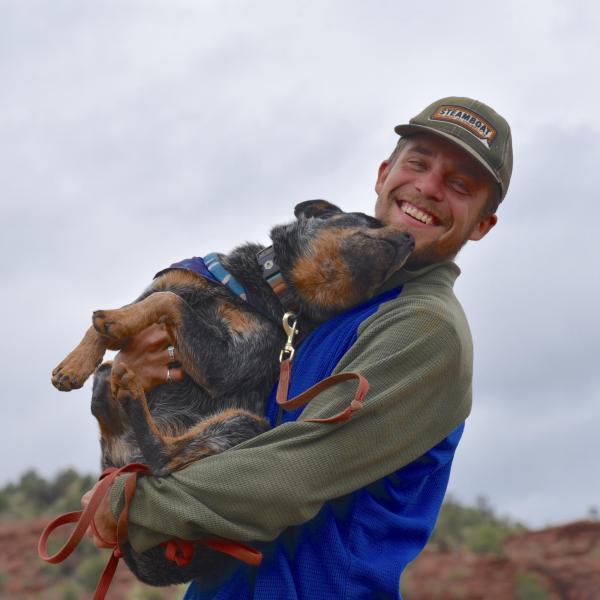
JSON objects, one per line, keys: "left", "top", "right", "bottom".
{"left": 93, "top": 291, "right": 222, "bottom": 393}
{"left": 52, "top": 325, "right": 115, "bottom": 391}
{"left": 92, "top": 292, "right": 182, "bottom": 342}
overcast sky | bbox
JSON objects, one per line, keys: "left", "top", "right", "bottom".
{"left": 2, "top": 0, "right": 598, "bottom": 529}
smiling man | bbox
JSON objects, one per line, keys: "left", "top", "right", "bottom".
{"left": 84, "top": 96, "right": 513, "bottom": 599}
{"left": 374, "top": 98, "right": 510, "bottom": 268}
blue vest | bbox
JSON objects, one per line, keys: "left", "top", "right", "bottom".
{"left": 185, "top": 288, "right": 463, "bottom": 599}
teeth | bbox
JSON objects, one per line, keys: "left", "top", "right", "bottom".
{"left": 402, "top": 203, "right": 433, "bottom": 225}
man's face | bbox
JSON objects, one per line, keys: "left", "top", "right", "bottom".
{"left": 374, "top": 133, "right": 498, "bottom": 268}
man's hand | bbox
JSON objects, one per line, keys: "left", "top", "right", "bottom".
{"left": 82, "top": 481, "right": 118, "bottom": 549}
{"left": 113, "top": 323, "right": 185, "bottom": 391}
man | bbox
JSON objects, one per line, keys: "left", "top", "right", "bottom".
{"left": 84, "top": 96, "right": 513, "bottom": 598}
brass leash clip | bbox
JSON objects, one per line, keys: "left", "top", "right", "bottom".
{"left": 279, "top": 312, "right": 299, "bottom": 363}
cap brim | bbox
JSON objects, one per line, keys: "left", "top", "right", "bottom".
{"left": 394, "top": 123, "right": 502, "bottom": 190}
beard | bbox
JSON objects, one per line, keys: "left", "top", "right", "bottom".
{"left": 403, "top": 233, "right": 470, "bottom": 269}
{"left": 375, "top": 191, "right": 483, "bottom": 269}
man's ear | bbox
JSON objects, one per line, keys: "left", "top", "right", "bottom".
{"left": 375, "top": 160, "right": 390, "bottom": 195}
{"left": 294, "top": 199, "right": 342, "bottom": 219}
{"left": 469, "top": 214, "right": 498, "bottom": 241}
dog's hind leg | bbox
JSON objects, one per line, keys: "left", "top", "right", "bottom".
{"left": 111, "top": 362, "right": 270, "bottom": 476}
{"left": 110, "top": 362, "right": 173, "bottom": 474}
{"left": 156, "top": 408, "right": 271, "bottom": 475}
{"left": 91, "top": 362, "right": 143, "bottom": 469}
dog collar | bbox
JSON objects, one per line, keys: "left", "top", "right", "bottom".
{"left": 256, "top": 246, "right": 288, "bottom": 298}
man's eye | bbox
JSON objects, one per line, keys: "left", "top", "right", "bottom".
{"left": 449, "top": 178, "right": 469, "bottom": 194}
{"left": 407, "top": 159, "right": 425, "bottom": 170}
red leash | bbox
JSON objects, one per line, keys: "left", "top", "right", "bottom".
{"left": 38, "top": 463, "right": 149, "bottom": 599}
{"left": 276, "top": 358, "right": 368, "bottom": 423}
{"left": 38, "top": 463, "right": 262, "bottom": 599}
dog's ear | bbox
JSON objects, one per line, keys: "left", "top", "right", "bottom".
{"left": 294, "top": 200, "right": 343, "bottom": 220}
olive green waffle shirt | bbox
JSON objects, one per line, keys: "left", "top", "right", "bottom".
{"left": 110, "top": 261, "right": 473, "bottom": 552}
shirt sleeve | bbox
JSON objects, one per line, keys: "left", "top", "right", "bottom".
{"left": 110, "top": 295, "right": 472, "bottom": 552}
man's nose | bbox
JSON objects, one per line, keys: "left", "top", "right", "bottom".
{"left": 415, "top": 170, "right": 444, "bottom": 201}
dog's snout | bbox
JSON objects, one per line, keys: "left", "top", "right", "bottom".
{"left": 403, "top": 232, "right": 415, "bottom": 250}
{"left": 388, "top": 230, "right": 415, "bottom": 250}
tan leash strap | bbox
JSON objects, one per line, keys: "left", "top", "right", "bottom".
{"left": 37, "top": 463, "right": 149, "bottom": 564}
{"left": 276, "top": 358, "right": 369, "bottom": 424}
{"left": 39, "top": 461, "right": 262, "bottom": 599}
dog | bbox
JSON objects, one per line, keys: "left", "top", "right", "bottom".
{"left": 51, "top": 200, "right": 414, "bottom": 586}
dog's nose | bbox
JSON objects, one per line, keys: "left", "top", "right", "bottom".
{"left": 393, "top": 231, "right": 415, "bottom": 250}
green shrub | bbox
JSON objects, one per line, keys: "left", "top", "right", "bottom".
{"left": 430, "top": 494, "right": 526, "bottom": 554}
{"left": 515, "top": 569, "right": 549, "bottom": 600}
{"left": 52, "top": 580, "right": 84, "bottom": 600}
{"left": 463, "top": 522, "right": 509, "bottom": 555}
{"left": 0, "top": 569, "right": 7, "bottom": 592}
{"left": 77, "top": 553, "right": 110, "bottom": 592}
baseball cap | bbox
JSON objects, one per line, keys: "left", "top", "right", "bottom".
{"left": 394, "top": 97, "right": 513, "bottom": 200}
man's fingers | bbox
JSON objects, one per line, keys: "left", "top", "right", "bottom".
{"left": 168, "top": 367, "right": 185, "bottom": 383}
{"left": 139, "top": 323, "right": 172, "bottom": 351}
{"left": 81, "top": 485, "right": 113, "bottom": 548}
{"left": 81, "top": 489, "right": 93, "bottom": 508}
{"left": 165, "top": 366, "right": 185, "bottom": 385}
{"left": 165, "top": 344, "right": 180, "bottom": 365}
{"left": 91, "top": 534, "right": 114, "bottom": 549}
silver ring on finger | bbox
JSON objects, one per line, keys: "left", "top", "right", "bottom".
{"left": 167, "top": 345, "right": 176, "bottom": 362}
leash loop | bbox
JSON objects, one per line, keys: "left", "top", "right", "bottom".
{"left": 276, "top": 358, "right": 369, "bottom": 424}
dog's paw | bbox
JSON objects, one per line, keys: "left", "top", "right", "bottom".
{"left": 92, "top": 309, "right": 132, "bottom": 340}
{"left": 51, "top": 352, "right": 101, "bottom": 391}
{"left": 110, "top": 362, "right": 145, "bottom": 403}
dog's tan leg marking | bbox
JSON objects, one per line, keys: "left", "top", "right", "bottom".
{"left": 51, "top": 326, "right": 108, "bottom": 391}
{"left": 92, "top": 291, "right": 184, "bottom": 341}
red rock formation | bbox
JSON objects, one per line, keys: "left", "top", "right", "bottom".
{"left": 402, "top": 520, "right": 600, "bottom": 599}
{"left": 1, "top": 518, "right": 599, "bottom": 599}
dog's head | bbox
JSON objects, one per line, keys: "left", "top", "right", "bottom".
{"left": 270, "top": 200, "right": 414, "bottom": 321}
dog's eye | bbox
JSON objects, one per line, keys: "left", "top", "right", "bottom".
{"left": 315, "top": 210, "right": 341, "bottom": 220}
{"left": 346, "top": 213, "right": 384, "bottom": 229}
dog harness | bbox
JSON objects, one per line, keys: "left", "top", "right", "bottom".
{"left": 157, "top": 253, "right": 249, "bottom": 301}
{"left": 157, "top": 249, "right": 290, "bottom": 317}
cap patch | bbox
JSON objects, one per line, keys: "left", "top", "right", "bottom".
{"left": 429, "top": 105, "right": 497, "bottom": 147}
